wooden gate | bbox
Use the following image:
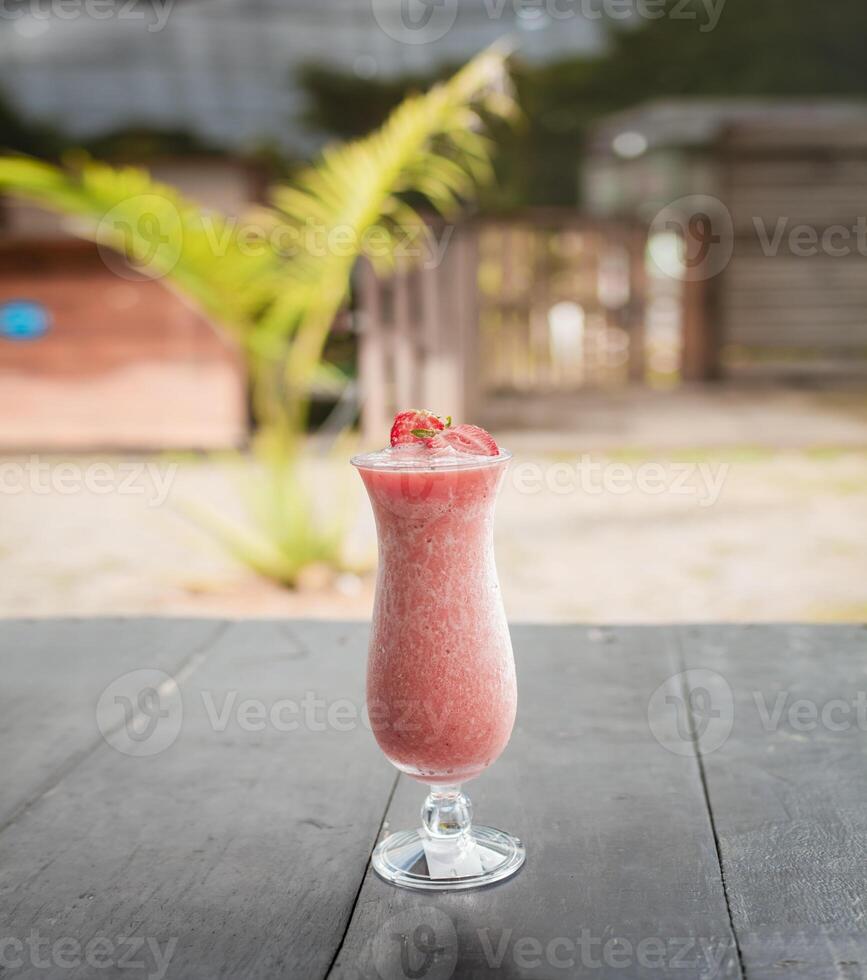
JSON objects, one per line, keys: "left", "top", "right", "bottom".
{"left": 355, "top": 212, "right": 646, "bottom": 438}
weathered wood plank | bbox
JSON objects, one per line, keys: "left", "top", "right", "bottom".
{"left": 726, "top": 253, "right": 867, "bottom": 286}
{"left": 0, "top": 619, "right": 394, "bottom": 980}
{"left": 0, "top": 617, "right": 223, "bottom": 828}
{"left": 680, "top": 624, "right": 867, "bottom": 980}
{"left": 329, "top": 625, "right": 742, "bottom": 980}
{"left": 9, "top": 621, "right": 862, "bottom": 980}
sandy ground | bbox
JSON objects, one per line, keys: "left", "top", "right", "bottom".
{"left": 3, "top": 388, "right": 867, "bottom": 623}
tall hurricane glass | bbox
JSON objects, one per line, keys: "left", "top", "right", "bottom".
{"left": 352, "top": 447, "right": 525, "bottom": 891}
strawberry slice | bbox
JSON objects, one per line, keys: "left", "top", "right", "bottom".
{"left": 429, "top": 423, "right": 499, "bottom": 456}
{"left": 389, "top": 409, "right": 445, "bottom": 446}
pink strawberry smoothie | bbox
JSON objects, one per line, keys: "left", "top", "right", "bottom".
{"left": 353, "top": 444, "right": 517, "bottom": 785}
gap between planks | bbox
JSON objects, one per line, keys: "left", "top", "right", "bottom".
{"left": 676, "top": 639, "right": 747, "bottom": 980}
{"left": 324, "top": 771, "right": 402, "bottom": 980}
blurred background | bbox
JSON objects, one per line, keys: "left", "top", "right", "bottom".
{"left": 1, "top": 0, "right": 866, "bottom": 622}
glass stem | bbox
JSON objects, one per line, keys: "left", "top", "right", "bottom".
{"left": 420, "top": 784, "right": 473, "bottom": 840}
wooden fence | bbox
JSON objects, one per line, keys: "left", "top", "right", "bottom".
{"left": 355, "top": 212, "right": 646, "bottom": 438}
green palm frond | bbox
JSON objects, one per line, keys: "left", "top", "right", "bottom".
{"left": 255, "top": 45, "right": 515, "bottom": 409}
{"left": 0, "top": 155, "right": 278, "bottom": 341}
{"left": 0, "top": 47, "right": 514, "bottom": 588}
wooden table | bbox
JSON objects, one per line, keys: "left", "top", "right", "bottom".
{"left": 1, "top": 619, "right": 864, "bottom": 979}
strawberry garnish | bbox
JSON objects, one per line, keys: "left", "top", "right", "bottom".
{"left": 389, "top": 409, "right": 445, "bottom": 446}
{"left": 428, "top": 423, "right": 499, "bottom": 456}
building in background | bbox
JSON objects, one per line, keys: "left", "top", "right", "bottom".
{"left": 585, "top": 100, "right": 867, "bottom": 382}
{"left": 0, "top": 159, "right": 257, "bottom": 450}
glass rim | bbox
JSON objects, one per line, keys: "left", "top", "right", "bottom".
{"left": 350, "top": 447, "right": 512, "bottom": 473}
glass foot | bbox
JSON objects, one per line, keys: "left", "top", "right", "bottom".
{"left": 372, "top": 825, "right": 526, "bottom": 891}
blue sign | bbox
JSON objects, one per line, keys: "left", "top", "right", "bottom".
{"left": 0, "top": 300, "right": 51, "bottom": 341}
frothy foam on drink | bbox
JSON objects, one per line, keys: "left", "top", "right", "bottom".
{"left": 352, "top": 443, "right": 509, "bottom": 470}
